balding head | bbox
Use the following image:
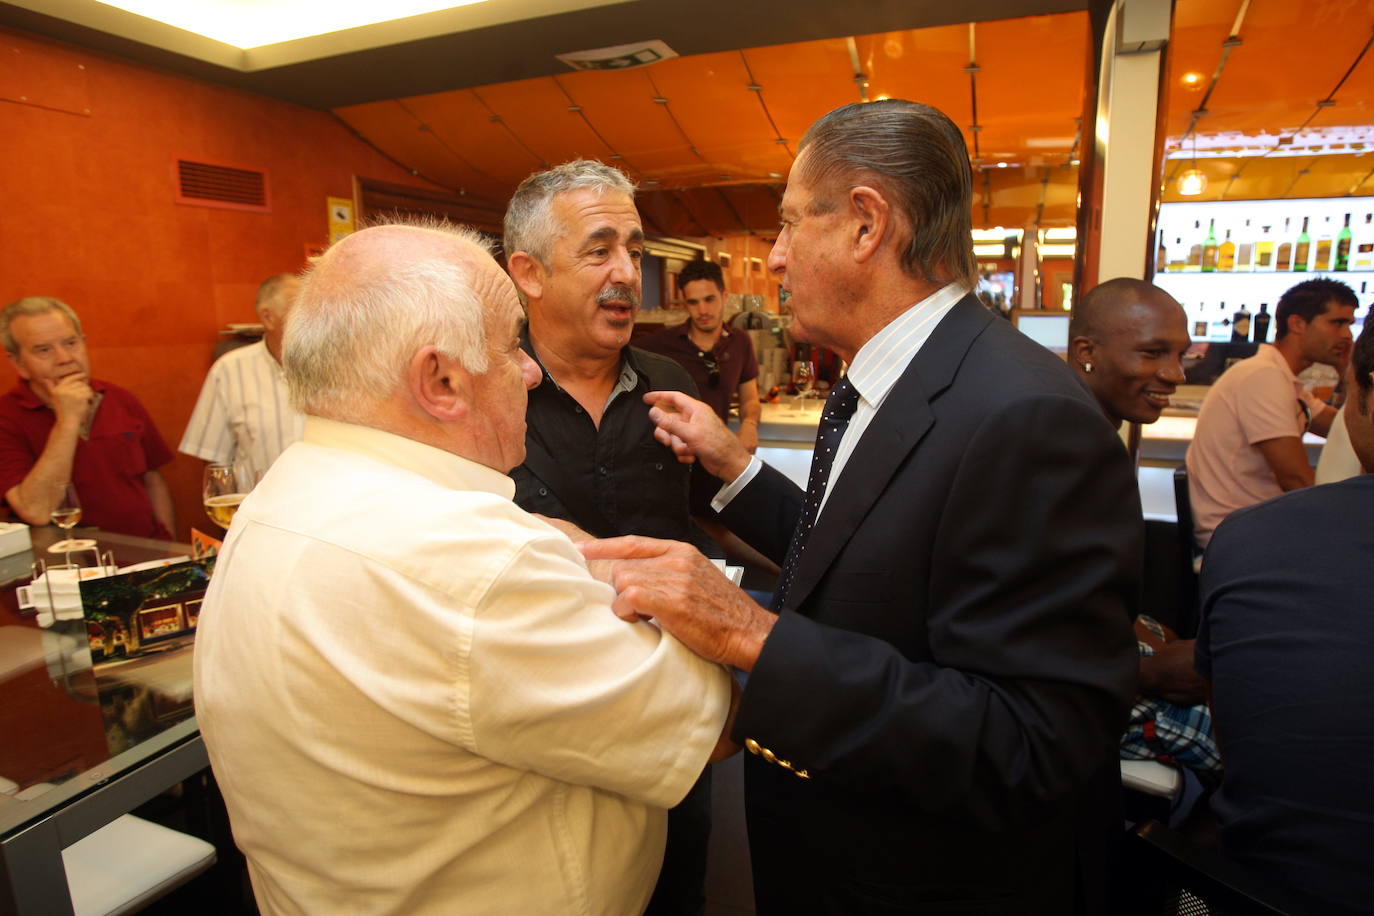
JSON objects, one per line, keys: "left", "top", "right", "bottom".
{"left": 1070, "top": 278, "right": 1180, "bottom": 341}
{"left": 1069, "top": 278, "right": 1190, "bottom": 426}
{"left": 284, "top": 222, "right": 506, "bottom": 426}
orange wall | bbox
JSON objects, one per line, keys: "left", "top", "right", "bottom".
{"left": 0, "top": 27, "right": 435, "bottom": 539}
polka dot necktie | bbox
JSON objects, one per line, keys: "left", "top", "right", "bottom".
{"left": 772, "top": 375, "right": 860, "bottom": 611}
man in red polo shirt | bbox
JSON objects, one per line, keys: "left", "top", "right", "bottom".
{"left": 0, "top": 297, "right": 174, "bottom": 539}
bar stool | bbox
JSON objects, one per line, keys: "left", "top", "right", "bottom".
{"left": 63, "top": 814, "right": 216, "bottom": 915}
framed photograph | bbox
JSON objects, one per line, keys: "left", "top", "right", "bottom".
{"left": 717, "top": 252, "right": 732, "bottom": 269}
{"left": 750, "top": 257, "right": 763, "bottom": 273}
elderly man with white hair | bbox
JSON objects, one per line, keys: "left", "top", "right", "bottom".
{"left": 193, "top": 221, "right": 734, "bottom": 916}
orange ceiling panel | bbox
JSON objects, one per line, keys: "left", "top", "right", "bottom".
{"left": 854, "top": 26, "right": 971, "bottom": 132}
{"left": 332, "top": 10, "right": 1094, "bottom": 237}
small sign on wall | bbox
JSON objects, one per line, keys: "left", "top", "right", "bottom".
{"left": 327, "top": 196, "right": 355, "bottom": 244}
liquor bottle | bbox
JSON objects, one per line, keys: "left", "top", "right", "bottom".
{"left": 1218, "top": 228, "right": 1236, "bottom": 271}
{"left": 1235, "top": 219, "right": 1254, "bottom": 271}
{"left": 1155, "top": 231, "right": 1167, "bottom": 275}
{"left": 1294, "top": 216, "right": 1311, "bottom": 272}
{"left": 1255, "top": 225, "right": 1275, "bottom": 271}
{"left": 1202, "top": 219, "right": 1219, "bottom": 272}
{"left": 1316, "top": 216, "right": 1334, "bottom": 270}
{"left": 1276, "top": 217, "right": 1293, "bottom": 271}
{"left": 1210, "top": 302, "right": 1231, "bottom": 340}
{"left": 1168, "top": 238, "right": 1185, "bottom": 273}
{"left": 1252, "top": 303, "right": 1271, "bottom": 343}
{"left": 1231, "top": 304, "right": 1251, "bottom": 341}
{"left": 1186, "top": 221, "right": 1204, "bottom": 272}
{"left": 1353, "top": 213, "right": 1374, "bottom": 270}
{"left": 1336, "top": 212, "right": 1353, "bottom": 270}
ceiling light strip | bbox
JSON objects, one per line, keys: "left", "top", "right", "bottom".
{"left": 393, "top": 100, "right": 491, "bottom": 180}
{"left": 551, "top": 75, "right": 629, "bottom": 167}
{"left": 966, "top": 23, "right": 983, "bottom": 167}
{"left": 644, "top": 73, "right": 707, "bottom": 162}
{"left": 469, "top": 90, "right": 548, "bottom": 169}
{"left": 738, "top": 51, "right": 793, "bottom": 162}
{"left": 667, "top": 190, "right": 713, "bottom": 237}
{"left": 846, "top": 37, "right": 868, "bottom": 103}
{"left": 1218, "top": 26, "right": 1374, "bottom": 198}
{"left": 1176, "top": 0, "right": 1250, "bottom": 149}
{"left": 712, "top": 187, "right": 752, "bottom": 235}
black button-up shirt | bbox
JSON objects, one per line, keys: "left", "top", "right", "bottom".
{"left": 512, "top": 334, "right": 700, "bottom": 543}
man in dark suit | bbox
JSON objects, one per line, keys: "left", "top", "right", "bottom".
{"left": 582, "top": 100, "right": 1141, "bottom": 914}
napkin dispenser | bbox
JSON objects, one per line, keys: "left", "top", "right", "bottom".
{"left": 0, "top": 522, "right": 32, "bottom": 558}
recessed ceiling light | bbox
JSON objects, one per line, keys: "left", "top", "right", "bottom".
{"left": 1182, "top": 71, "right": 1203, "bottom": 86}
{"left": 91, "top": 0, "right": 489, "bottom": 49}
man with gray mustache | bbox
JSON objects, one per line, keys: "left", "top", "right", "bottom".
{"left": 503, "top": 160, "right": 714, "bottom": 916}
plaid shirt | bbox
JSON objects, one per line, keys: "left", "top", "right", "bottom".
{"left": 1120, "top": 616, "right": 1222, "bottom": 775}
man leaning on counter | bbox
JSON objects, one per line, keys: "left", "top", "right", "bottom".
{"left": 0, "top": 296, "right": 175, "bottom": 539}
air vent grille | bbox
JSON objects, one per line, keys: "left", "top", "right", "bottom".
{"left": 175, "top": 159, "right": 270, "bottom": 211}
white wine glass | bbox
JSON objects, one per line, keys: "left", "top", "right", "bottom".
{"left": 50, "top": 482, "right": 82, "bottom": 552}
{"left": 202, "top": 463, "right": 248, "bottom": 531}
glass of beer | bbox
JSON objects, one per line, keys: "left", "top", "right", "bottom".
{"left": 50, "top": 482, "right": 82, "bottom": 551}
{"left": 203, "top": 463, "right": 248, "bottom": 530}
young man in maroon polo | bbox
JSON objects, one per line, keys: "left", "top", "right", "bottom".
{"left": 0, "top": 297, "right": 175, "bottom": 539}
{"left": 641, "top": 260, "right": 762, "bottom": 453}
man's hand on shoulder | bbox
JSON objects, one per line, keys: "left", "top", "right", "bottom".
{"left": 580, "top": 535, "right": 774, "bottom": 672}
{"left": 644, "top": 390, "right": 752, "bottom": 482}
{"left": 533, "top": 513, "right": 617, "bottom": 586}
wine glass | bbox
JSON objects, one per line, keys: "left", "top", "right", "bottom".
{"left": 50, "top": 482, "right": 82, "bottom": 551}
{"left": 202, "top": 463, "right": 249, "bottom": 530}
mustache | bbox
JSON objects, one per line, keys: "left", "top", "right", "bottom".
{"left": 597, "top": 284, "right": 640, "bottom": 309}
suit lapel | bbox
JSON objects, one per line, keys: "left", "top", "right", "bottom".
{"left": 782, "top": 296, "right": 994, "bottom": 612}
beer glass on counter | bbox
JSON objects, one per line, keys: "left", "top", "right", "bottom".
{"left": 203, "top": 463, "right": 253, "bottom": 530}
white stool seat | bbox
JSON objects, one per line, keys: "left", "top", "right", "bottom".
{"left": 1120, "top": 758, "right": 1183, "bottom": 799}
{"left": 63, "top": 814, "right": 216, "bottom": 916}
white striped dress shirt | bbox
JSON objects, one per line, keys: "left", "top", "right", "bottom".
{"left": 179, "top": 340, "right": 304, "bottom": 483}
{"left": 714, "top": 283, "right": 967, "bottom": 520}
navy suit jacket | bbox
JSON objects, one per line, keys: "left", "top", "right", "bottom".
{"left": 720, "top": 296, "right": 1141, "bottom": 914}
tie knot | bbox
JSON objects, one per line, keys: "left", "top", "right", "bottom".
{"left": 824, "top": 376, "right": 859, "bottom": 423}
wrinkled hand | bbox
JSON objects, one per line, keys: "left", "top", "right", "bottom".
{"left": 644, "top": 390, "right": 752, "bottom": 483}
{"left": 1138, "top": 638, "right": 1209, "bottom": 707}
{"left": 43, "top": 375, "right": 94, "bottom": 423}
{"left": 533, "top": 514, "right": 616, "bottom": 586}
{"left": 580, "top": 535, "right": 774, "bottom": 671}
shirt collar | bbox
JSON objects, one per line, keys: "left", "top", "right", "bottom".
{"left": 302, "top": 415, "right": 515, "bottom": 500}
{"left": 846, "top": 282, "right": 967, "bottom": 411}
{"left": 521, "top": 326, "right": 642, "bottom": 402}
{"left": 1257, "top": 343, "right": 1302, "bottom": 390}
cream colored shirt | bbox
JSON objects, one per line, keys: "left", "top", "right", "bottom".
{"left": 194, "top": 417, "right": 729, "bottom": 916}
{"left": 1186, "top": 344, "right": 1325, "bottom": 547}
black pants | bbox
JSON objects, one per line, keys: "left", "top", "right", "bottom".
{"left": 644, "top": 768, "right": 713, "bottom": 916}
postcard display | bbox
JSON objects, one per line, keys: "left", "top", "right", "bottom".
{"left": 1154, "top": 198, "right": 1374, "bottom": 343}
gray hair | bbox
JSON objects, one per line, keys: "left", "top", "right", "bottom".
{"left": 503, "top": 159, "right": 637, "bottom": 269}
{"left": 284, "top": 222, "right": 494, "bottom": 422}
{"left": 254, "top": 273, "right": 300, "bottom": 319}
{"left": 1, "top": 297, "right": 84, "bottom": 356}
{"left": 798, "top": 100, "right": 978, "bottom": 292}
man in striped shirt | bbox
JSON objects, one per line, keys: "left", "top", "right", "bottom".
{"left": 180, "top": 274, "right": 305, "bottom": 482}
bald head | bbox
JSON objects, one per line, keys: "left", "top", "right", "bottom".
{"left": 284, "top": 222, "right": 507, "bottom": 424}
{"left": 1069, "top": 278, "right": 1190, "bottom": 426}
{"left": 1070, "top": 278, "right": 1180, "bottom": 341}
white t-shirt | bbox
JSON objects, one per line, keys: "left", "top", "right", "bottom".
{"left": 194, "top": 416, "right": 730, "bottom": 916}
{"left": 179, "top": 340, "right": 304, "bottom": 482}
